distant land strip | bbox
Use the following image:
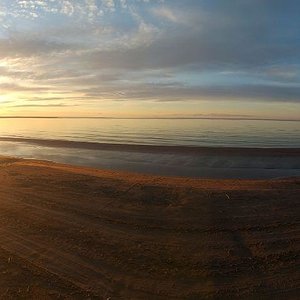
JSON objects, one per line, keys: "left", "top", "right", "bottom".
{"left": 0, "top": 116, "right": 300, "bottom": 121}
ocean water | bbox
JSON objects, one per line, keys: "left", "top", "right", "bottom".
{"left": 0, "top": 118, "right": 299, "bottom": 148}
{"left": 0, "top": 118, "right": 299, "bottom": 178}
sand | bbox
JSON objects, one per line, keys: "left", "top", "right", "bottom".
{"left": 0, "top": 156, "right": 299, "bottom": 299}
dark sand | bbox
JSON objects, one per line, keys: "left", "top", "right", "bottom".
{"left": 0, "top": 156, "right": 299, "bottom": 299}
{"left": 1, "top": 136, "right": 300, "bottom": 155}
{"left": 1, "top": 138, "right": 300, "bottom": 179}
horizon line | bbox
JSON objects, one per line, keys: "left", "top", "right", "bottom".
{"left": 0, "top": 116, "right": 300, "bottom": 122}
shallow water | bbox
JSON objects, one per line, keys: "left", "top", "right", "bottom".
{"left": 0, "top": 118, "right": 299, "bottom": 178}
{"left": 0, "top": 141, "right": 299, "bottom": 179}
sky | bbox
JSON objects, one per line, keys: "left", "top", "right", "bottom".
{"left": 0, "top": 0, "right": 299, "bottom": 119}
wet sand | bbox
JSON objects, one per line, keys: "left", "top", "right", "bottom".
{"left": 0, "top": 156, "right": 299, "bottom": 299}
{"left": 0, "top": 139, "right": 299, "bottom": 179}
{"left": 0, "top": 136, "right": 300, "bottom": 155}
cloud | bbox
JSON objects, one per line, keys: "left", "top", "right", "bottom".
{"left": 0, "top": 0, "right": 299, "bottom": 115}
{"left": 77, "top": 82, "right": 300, "bottom": 103}
{"left": 10, "top": 103, "right": 78, "bottom": 107}
{"left": 151, "top": 7, "right": 180, "bottom": 23}
{"left": 0, "top": 82, "right": 50, "bottom": 93}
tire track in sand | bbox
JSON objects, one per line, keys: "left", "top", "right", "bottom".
{"left": 0, "top": 227, "right": 114, "bottom": 296}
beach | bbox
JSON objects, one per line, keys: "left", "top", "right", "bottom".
{"left": 0, "top": 156, "right": 299, "bottom": 299}
{"left": 2, "top": 0, "right": 300, "bottom": 298}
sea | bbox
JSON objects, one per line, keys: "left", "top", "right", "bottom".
{"left": 0, "top": 118, "right": 299, "bottom": 179}
{"left": 0, "top": 118, "right": 299, "bottom": 148}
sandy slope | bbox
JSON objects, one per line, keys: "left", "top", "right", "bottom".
{"left": 0, "top": 156, "right": 299, "bottom": 299}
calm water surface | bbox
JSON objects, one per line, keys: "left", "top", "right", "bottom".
{"left": 0, "top": 118, "right": 299, "bottom": 148}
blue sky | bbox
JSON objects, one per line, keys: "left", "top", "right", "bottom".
{"left": 0, "top": 0, "right": 299, "bottom": 118}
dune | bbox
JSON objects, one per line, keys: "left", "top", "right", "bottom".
{"left": 0, "top": 156, "right": 299, "bottom": 299}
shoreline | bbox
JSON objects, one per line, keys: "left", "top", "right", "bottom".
{"left": 1, "top": 154, "right": 299, "bottom": 183}
{"left": 0, "top": 139, "right": 299, "bottom": 179}
{"left": 0, "top": 156, "right": 298, "bottom": 298}
{"left": 0, "top": 136, "right": 300, "bottom": 156}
